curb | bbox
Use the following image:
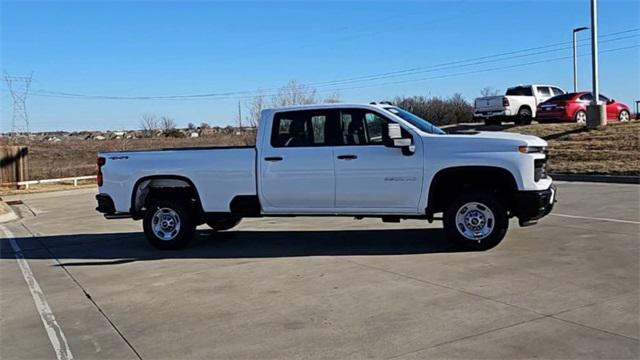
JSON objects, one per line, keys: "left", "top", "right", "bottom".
{"left": 0, "top": 201, "right": 18, "bottom": 223}
{"left": 550, "top": 173, "right": 640, "bottom": 185}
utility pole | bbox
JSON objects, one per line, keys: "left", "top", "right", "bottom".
{"left": 572, "top": 27, "right": 589, "bottom": 92}
{"left": 587, "top": 0, "right": 606, "bottom": 128}
{"left": 3, "top": 73, "right": 33, "bottom": 135}
{"left": 237, "top": 100, "right": 242, "bottom": 129}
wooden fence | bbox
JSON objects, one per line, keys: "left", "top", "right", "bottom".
{"left": 1, "top": 146, "right": 29, "bottom": 188}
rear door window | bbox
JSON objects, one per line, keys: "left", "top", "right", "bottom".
{"left": 579, "top": 93, "right": 593, "bottom": 102}
{"left": 551, "top": 87, "right": 565, "bottom": 96}
{"left": 537, "top": 87, "right": 551, "bottom": 97}
{"left": 271, "top": 110, "right": 337, "bottom": 147}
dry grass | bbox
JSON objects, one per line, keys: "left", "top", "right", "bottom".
{"left": 447, "top": 121, "right": 640, "bottom": 175}
{"left": 1, "top": 122, "right": 638, "bottom": 182}
{"left": 1, "top": 131, "right": 255, "bottom": 180}
{"left": 506, "top": 122, "right": 639, "bottom": 175}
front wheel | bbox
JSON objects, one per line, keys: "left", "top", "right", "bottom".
{"left": 443, "top": 191, "right": 509, "bottom": 251}
{"left": 618, "top": 110, "right": 630, "bottom": 122}
{"left": 143, "top": 199, "right": 196, "bottom": 250}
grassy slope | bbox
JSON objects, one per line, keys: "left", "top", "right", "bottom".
{"left": 504, "top": 122, "right": 640, "bottom": 175}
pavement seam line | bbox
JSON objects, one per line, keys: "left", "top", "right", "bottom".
{"left": 551, "top": 213, "right": 640, "bottom": 225}
{"left": 0, "top": 223, "right": 75, "bottom": 360}
{"left": 20, "top": 221, "right": 145, "bottom": 360}
{"left": 549, "top": 315, "right": 640, "bottom": 342}
{"left": 339, "top": 257, "right": 546, "bottom": 316}
{"left": 386, "top": 315, "right": 549, "bottom": 360}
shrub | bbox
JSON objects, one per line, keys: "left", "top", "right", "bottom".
{"left": 393, "top": 93, "right": 473, "bottom": 126}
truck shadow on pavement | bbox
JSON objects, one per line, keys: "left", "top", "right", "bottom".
{"left": 1, "top": 228, "right": 465, "bottom": 265}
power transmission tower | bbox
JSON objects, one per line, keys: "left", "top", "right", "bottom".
{"left": 3, "top": 73, "right": 33, "bottom": 135}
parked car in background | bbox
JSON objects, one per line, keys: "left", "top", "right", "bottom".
{"left": 536, "top": 92, "right": 631, "bottom": 124}
{"left": 474, "top": 85, "right": 565, "bottom": 125}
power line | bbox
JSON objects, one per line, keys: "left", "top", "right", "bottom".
{"left": 27, "top": 44, "right": 638, "bottom": 103}
{"left": 22, "top": 27, "right": 640, "bottom": 101}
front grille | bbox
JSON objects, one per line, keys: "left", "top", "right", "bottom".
{"left": 534, "top": 158, "right": 548, "bottom": 182}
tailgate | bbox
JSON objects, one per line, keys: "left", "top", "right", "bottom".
{"left": 475, "top": 96, "right": 505, "bottom": 111}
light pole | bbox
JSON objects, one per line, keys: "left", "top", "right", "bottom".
{"left": 572, "top": 26, "right": 589, "bottom": 92}
{"left": 587, "top": 0, "right": 606, "bottom": 128}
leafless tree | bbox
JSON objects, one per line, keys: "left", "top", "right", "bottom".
{"left": 394, "top": 93, "right": 473, "bottom": 126}
{"left": 200, "top": 122, "right": 210, "bottom": 129}
{"left": 160, "top": 116, "right": 177, "bottom": 132}
{"left": 140, "top": 113, "right": 158, "bottom": 137}
{"left": 271, "top": 80, "right": 318, "bottom": 108}
{"left": 245, "top": 94, "right": 265, "bottom": 128}
{"left": 323, "top": 92, "right": 341, "bottom": 103}
{"left": 244, "top": 81, "right": 339, "bottom": 127}
{"left": 480, "top": 87, "right": 500, "bottom": 97}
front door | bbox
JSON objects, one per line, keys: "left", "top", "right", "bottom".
{"left": 259, "top": 109, "right": 338, "bottom": 212}
{"left": 333, "top": 109, "right": 424, "bottom": 213}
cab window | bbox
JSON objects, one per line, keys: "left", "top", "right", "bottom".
{"left": 271, "top": 110, "right": 334, "bottom": 147}
{"left": 338, "top": 109, "right": 409, "bottom": 145}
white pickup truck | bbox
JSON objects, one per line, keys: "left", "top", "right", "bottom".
{"left": 474, "top": 85, "right": 565, "bottom": 125}
{"left": 96, "top": 103, "right": 555, "bottom": 251}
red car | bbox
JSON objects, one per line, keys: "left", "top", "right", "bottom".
{"left": 536, "top": 92, "right": 631, "bottom": 124}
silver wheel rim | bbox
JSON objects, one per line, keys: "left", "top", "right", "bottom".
{"left": 619, "top": 111, "right": 630, "bottom": 122}
{"left": 152, "top": 207, "right": 181, "bottom": 241}
{"left": 576, "top": 111, "right": 587, "bottom": 124}
{"left": 455, "top": 202, "right": 495, "bottom": 242}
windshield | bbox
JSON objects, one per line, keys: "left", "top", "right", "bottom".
{"left": 384, "top": 107, "right": 446, "bottom": 135}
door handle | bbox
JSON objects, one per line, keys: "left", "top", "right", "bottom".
{"left": 264, "top": 156, "right": 283, "bottom": 162}
{"left": 337, "top": 155, "right": 357, "bottom": 160}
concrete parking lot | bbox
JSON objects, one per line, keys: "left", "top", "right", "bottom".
{"left": 1, "top": 181, "right": 638, "bottom": 359}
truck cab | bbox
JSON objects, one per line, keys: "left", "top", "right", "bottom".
{"left": 96, "top": 103, "right": 556, "bottom": 251}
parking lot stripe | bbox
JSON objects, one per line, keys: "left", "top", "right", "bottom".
{"left": 0, "top": 224, "right": 75, "bottom": 360}
{"left": 551, "top": 213, "right": 640, "bottom": 225}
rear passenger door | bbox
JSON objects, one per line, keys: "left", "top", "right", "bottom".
{"left": 259, "top": 109, "right": 339, "bottom": 212}
{"left": 332, "top": 108, "right": 423, "bottom": 213}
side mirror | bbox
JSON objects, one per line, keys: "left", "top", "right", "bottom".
{"left": 384, "top": 123, "right": 415, "bottom": 155}
{"left": 608, "top": 99, "right": 615, "bottom": 104}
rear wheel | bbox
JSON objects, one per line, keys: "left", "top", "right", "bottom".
{"left": 443, "top": 191, "right": 508, "bottom": 251}
{"left": 206, "top": 216, "right": 242, "bottom": 231}
{"left": 515, "top": 107, "right": 532, "bottom": 125}
{"left": 143, "top": 199, "right": 195, "bottom": 250}
{"left": 618, "top": 110, "right": 630, "bottom": 122}
{"left": 575, "top": 110, "right": 587, "bottom": 124}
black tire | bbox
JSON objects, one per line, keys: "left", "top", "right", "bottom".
{"left": 515, "top": 107, "right": 532, "bottom": 125}
{"left": 443, "top": 191, "right": 509, "bottom": 251}
{"left": 143, "top": 198, "right": 196, "bottom": 250}
{"left": 206, "top": 216, "right": 242, "bottom": 231}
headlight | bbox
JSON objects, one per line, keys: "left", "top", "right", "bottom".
{"left": 518, "top": 146, "right": 546, "bottom": 154}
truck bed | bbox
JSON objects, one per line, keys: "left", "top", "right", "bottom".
{"left": 100, "top": 147, "right": 257, "bottom": 213}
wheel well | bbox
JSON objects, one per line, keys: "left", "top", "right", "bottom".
{"left": 518, "top": 105, "right": 532, "bottom": 114}
{"left": 427, "top": 167, "right": 518, "bottom": 216}
{"left": 130, "top": 176, "right": 204, "bottom": 220}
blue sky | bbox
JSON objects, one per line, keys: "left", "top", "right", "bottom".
{"left": 1, "top": 0, "right": 639, "bottom": 132}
